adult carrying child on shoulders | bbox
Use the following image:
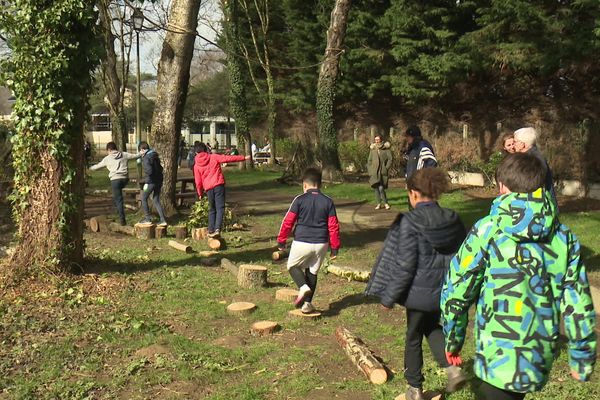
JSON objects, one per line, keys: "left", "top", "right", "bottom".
{"left": 193, "top": 142, "right": 250, "bottom": 238}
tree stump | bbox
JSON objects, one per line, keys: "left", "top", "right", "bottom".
{"left": 156, "top": 226, "right": 167, "bottom": 239}
{"left": 108, "top": 222, "right": 135, "bottom": 236}
{"left": 207, "top": 237, "right": 224, "bottom": 250}
{"left": 226, "top": 302, "right": 256, "bottom": 316}
{"left": 168, "top": 240, "right": 192, "bottom": 253}
{"left": 221, "top": 258, "right": 239, "bottom": 276}
{"left": 237, "top": 264, "right": 267, "bottom": 288}
{"left": 288, "top": 309, "right": 321, "bottom": 319}
{"left": 191, "top": 227, "right": 208, "bottom": 241}
{"left": 174, "top": 225, "right": 187, "bottom": 239}
{"left": 275, "top": 288, "right": 298, "bottom": 302}
{"left": 272, "top": 250, "right": 289, "bottom": 261}
{"left": 135, "top": 223, "right": 156, "bottom": 239}
{"left": 251, "top": 321, "right": 280, "bottom": 336}
{"left": 335, "top": 326, "right": 388, "bottom": 385}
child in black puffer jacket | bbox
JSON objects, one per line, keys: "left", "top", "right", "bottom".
{"left": 365, "top": 168, "right": 467, "bottom": 400}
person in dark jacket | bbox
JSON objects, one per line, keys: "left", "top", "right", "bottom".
{"left": 367, "top": 135, "right": 393, "bottom": 210}
{"left": 187, "top": 141, "right": 201, "bottom": 170}
{"left": 138, "top": 141, "right": 167, "bottom": 226}
{"left": 404, "top": 125, "right": 437, "bottom": 179}
{"left": 366, "top": 167, "right": 467, "bottom": 400}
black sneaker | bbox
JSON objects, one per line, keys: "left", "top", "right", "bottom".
{"left": 207, "top": 229, "right": 221, "bottom": 238}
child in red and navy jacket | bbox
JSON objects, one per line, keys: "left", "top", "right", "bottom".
{"left": 277, "top": 168, "right": 341, "bottom": 313}
{"left": 193, "top": 142, "right": 250, "bottom": 237}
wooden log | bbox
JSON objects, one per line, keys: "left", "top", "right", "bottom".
{"left": 174, "top": 225, "right": 187, "bottom": 239}
{"left": 251, "top": 321, "right": 280, "bottom": 336}
{"left": 199, "top": 250, "right": 219, "bottom": 257}
{"left": 334, "top": 326, "right": 388, "bottom": 385}
{"left": 227, "top": 302, "right": 256, "bottom": 316}
{"left": 84, "top": 219, "right": 91, "bottom": 229}
{"left": 134, "top": 223, "right": 156, "bottom": 239}
{"left": 275, "top": 288, "right": 298, "bottom": 302}
{"left": 168, "top": 240, "right": 192, "bottom": 253}
{"left": 207, "top": 237, "right": 223, "bottom": 250}
{"left": 288, "top": 309, "right": 321, "bottom": 319}
{"left": 108, "top": 222, "right": 135, "bottom": 236}
{"left": 89, "top": 215, "right": 114, "bottom": 233}
{"left": 221, "top": 258, "right": 239, "bottom": 276}
{"left": 272, "top": 250, "right": 289, "bottom": 261}
{"left": 328, "top": 264, "right": 371, "bottom": 282}
{"left": 191, "top": 227, "right": 208, "bottom": 241}
{"left": 156, "top": 226, "right": 167, "bottom": 239}
{"left": 395, "top": 392, "right": 442, "bottom": 400}
{"left": 237, "top": 264, "right": 267, "bottom": 288}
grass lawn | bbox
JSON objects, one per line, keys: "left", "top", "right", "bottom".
{"left": 0, "top": 168, "right": 598, "bottom": 399}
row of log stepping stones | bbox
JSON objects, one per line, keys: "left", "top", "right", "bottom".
{"left": 226, "top": 288, "right": 322, "bottom": 336}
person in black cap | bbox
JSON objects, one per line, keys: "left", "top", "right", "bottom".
{"left": 404, "top": 126, "right": 437, "bottom": 181}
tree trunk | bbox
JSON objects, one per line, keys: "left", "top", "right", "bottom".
{"left": 6, "top": 1, "right": 98, "bottom": 276}
{"left": 266, "top": 69, "right": 277, "bottom": 165}
{"left": 316, "top": 0, "right": 351, "bottom": 181}
{"left": 150, "top": 0, "right": 202, "bottom": 216}
{"left": 222, "top": 0, "right": 253, "bottom": 169}
{"left": 335, "top": 326, "right": 388, "bottom": 385}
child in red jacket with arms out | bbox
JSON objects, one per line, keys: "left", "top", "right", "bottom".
{"left": 277, "top": 168, "right": 341, "bottom": 313}
{"left": 193, "top": 142, "right": 250, "bottom": 237}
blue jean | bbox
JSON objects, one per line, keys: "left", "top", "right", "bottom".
{"left": 141, "top": 182, "right": 167, "bottom": 223}
{"left": 207, "top": 184, "right": 225, "bottom": 232}
{"left": 110, "top": 178, "right": 128, "bottom": 224}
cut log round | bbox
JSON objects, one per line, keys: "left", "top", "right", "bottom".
{"left": 134, "top": 223, "right": 156, "bottom": 239}
{"left": 221, "top": 258, "right": 239, "bottom": 277}
{"left": 335, "top": 326, "right": 388, "bottom": 385}
{"left": 168, "top": 240, "right": 192, "bottom": 253}
{"left": 174, "top": 225, "right": 187, "bottom": 239}
{"left": 207, "top": 237, "right": 223, "bottom": 250}
{"left": 288, "top": 309, "right": 321, "bottom": 319}
{"left": 191, "top": 227, "right": 208, "bottom": 241}
{"left": 251, "top": 320, "right": 280, "bottom": 336}
{"left": 237, "top": 264, "right": 267, "bottom": 288}
{"left": 271, "top": 250, "right": 289, "bottom": 261}
{"left": 108, "top": 222, "right": 135, "bottom": 236}
{"left": 275, "top": 288, "right": 298, "bottom": 302}
{"left": 155, "top": 226, "right": 167, "bottom": 239}
{"left": 227, "top": 302, "right": 257, "bottom": 316}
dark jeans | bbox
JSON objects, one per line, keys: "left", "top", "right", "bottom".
{"left": 111, "top": 178, "right": 129, "bottom": 224}
{"left": 141, "top": 182, "right": 167, "bottom": 223}
{"left": 373, "top": 184, "right": 388, "bottom": 205}
{"left": 477, "top": 380, "right": 526, "bottom": 400}
{"left": 288, "top": 266, "right": 318, "bottom": 302}
{"left": 405, "top": 309, "right": 449, "bottom": 388}
{"left": 207, "top": 184, "right": 226, "bottom": 233}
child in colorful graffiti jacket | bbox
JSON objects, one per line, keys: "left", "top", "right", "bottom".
{"left": 441, "top": 153, "right": 597, "bottom": 400}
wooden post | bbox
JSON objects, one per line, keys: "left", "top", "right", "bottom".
{"left": 156, "top": 226, "right": 167, "bottom": 239}
{"left": 108, "top": 222, "right": 135, "bottom": 236}
{"left": 237, "top": 264, "right": 267, "bottom": 288}
{"left": 174, "top": 225, "right": 187, "bottom": 239}
{"left": 353, "top": 127, "right": 358, "bottom": 141}
{"left": 335, "top": 326, "right": 388, "bottom": 385}
{"left": 462, "top": 124, "right": 469, "bottom": 140}
{"left": 389, "top": 127, "right": 394, "bottom": 139}
{"left": 134, "top": 223, "right": 156, "bottom": 239}
{"left": 168, "top": 240, "right": 192, "bottom": 253}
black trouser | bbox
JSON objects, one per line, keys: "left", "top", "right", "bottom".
{"left": 207, "top": 184, "right": 226, "bottom": 233}
{"left": 110, "top": 178, "right": 129, "bottom": 224}
{"left": 404, "top": 309, "right": 449, "bottom": 388}
{"left": 477, "top": 380, "right": 526, "bottom": 400}
{"left": 288, "top": 267, "right": 317, "bottom": 303}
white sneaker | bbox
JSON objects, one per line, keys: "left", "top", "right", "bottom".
{"left": 375, "top": 204, "right": 382, "bottom": 210}
{"left": 301, "top": 302, "right": 316, "bottom": 314}
{"left": 294, "top": 284, "right": 312, "bottom": 307}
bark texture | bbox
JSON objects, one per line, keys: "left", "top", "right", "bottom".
{"left": 150, "top": 0, "right": 202, "bottom": 215}
{"left": 335, "top": 326, "right": 388, "bottom": 384}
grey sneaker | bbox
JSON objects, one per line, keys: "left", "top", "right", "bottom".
{"left": 446, "top": 365, "right": 467, "bottom": 393}
{"left": 157, "top": 221, "right": 167, "bottom": 227}
{"left": 406, "top": 386, "right": 425, "bottom": 400}
{"left": 301, "top": 302, "right": 316, "bottom": 314}
{"left": 207, "top": 229, "right": 221, "bottom": 238}
{"left": 138, "top": 218, "right": 153, "bottom": 225}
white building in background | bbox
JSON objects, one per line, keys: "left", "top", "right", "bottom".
{"left": 185, "top": 116, "right": 237, "bottom": 150}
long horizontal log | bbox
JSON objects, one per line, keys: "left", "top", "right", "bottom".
{"left": 335, "top": 326, "right": 388, "bottom": 385}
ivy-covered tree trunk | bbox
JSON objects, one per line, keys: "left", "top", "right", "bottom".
{"left": 265, "top": 65, "right": 277, "bottom": 166}
{"left": 0, "top": 1, "right": 99, "bottom": 275}
{"left": 222, "top": 0, "right": 253, "bottom": 169}
{"left": 150, "top": 0, "right": 202, "bottom": 215}
{"left": 316, "top": 0, "right": 351, "bottom": 181}
{"left": 98, "top": 0, "right": 128, "bottom": 151}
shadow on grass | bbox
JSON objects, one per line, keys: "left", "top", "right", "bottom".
{"left": 80, "top": 253, "right": 217, "bottom": 275}
{"left": 321, "top": 293, "right": 379, "bottom": 317}
{"left": 582, "top": 245, "right": 600, "bottom": 273}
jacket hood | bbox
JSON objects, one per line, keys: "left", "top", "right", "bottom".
{"left": 194, "top": 151, "right": 211, "bottom": 167}
{"left": 108, "top": 151, "right": 123, "bottom": 160}
{"left": 490, "top": 188, "right": 557, "bottom": 243}
{"left": 404, "top": 204, "right": 465, "bottom": 254}
{"left": 370, "top": 141, "right": 391, "bottom": 150}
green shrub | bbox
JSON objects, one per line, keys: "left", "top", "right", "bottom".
{"left": 338, "top": 141, "right": 369, "bottom": 172}
{"left": 187, "top": 197, "right": 234, "bottom": 229}
{"left": 275, "top": 138, "right": 296, "bottom": 160}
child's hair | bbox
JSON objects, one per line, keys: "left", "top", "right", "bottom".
{"left": 302, "top": 167, "right": 322, "bottom": 187}
{"left": 495, "top": 153, "right": 545, "bottom": 193}
{"left": 406, "top": 168, "right": 449, "bottom": 200}
{"left": 106, "top": 141, "right": 117, "bottom": 151}
{"left": 500, "top": 132, "right": 514, "bottom": 150}
{"left": 194, "top": 142, "right": 208, "bottom": 153}
{"left": 138, "top": 141, "right": 149, "bottom": 151}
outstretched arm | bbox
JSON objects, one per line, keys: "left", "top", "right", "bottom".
{"left": 214, "top": 154, "right": 247, "bottom": 163}
{"left": 89, "top": 157, "right": 106, "bottom": 171}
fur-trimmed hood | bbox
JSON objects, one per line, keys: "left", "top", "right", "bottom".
{"left": 370, "top": 141, "right": 391, "bottom": 150}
